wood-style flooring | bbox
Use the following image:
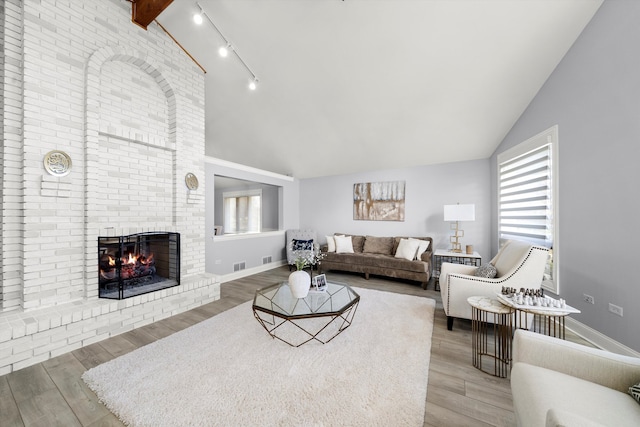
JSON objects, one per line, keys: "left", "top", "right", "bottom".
{"left": 0, "top": 266, "right": 591, "bottom": 426}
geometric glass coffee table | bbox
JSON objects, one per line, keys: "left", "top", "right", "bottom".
{"left": 252, "top": 281, "right": 360, "bottom": 347}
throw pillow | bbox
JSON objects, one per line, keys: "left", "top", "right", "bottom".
{"left": 394, "top": 238, "right": 421, "bottom": 261}
{"left": 336, "top": 233, "right": 365, "bottom": 252}
{"left": 334, "top": 235, "right": 354, "bottom": 253}
{"left": 291, "top": 239, "right": 313, "bottom": 251}
{"left": 409, "top": 238, "right": 431, "bottom": 260}
{"left": 325, "top": 235, "right": 342, "bottom": 253}
{"left": 475, "top": 263, "right": 497, "bottom": 278}
{"left": 630, "top": 381, "right": 640, "bottom": 404}
{"left": 363, "top": 236, "right": 394, "bottom": 255}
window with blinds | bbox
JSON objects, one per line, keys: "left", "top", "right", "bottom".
{"left": 498, "top": 144, "right": 552, "bottom": 247}
{"left": 497, "top": 125, "right": 558, "bottom": 293}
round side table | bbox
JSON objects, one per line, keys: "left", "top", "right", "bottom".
{"left": 514, "top": 307, "right": 570, "bottom": 339}
{"left": 467, "top": 296, "right": 514, "bottom": 378}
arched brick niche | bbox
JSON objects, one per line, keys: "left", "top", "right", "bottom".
{"left": 84, "top": 46, "right": 178, "bottom": 299}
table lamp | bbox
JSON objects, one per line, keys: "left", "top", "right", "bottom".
{"left": 444, "top": 204, "right": 475, "bottom": 253}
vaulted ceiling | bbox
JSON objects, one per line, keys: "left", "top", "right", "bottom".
{"left": 157, "top": 0, "right": 603, "bottom": 179}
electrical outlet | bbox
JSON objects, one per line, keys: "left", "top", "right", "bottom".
{"left": 609, "top": 303, "right": 623, "bottom": 317}
{"left": 583, "top": 294, "right": 594, "bottom": 304}
{"left": 215, "top": 259, "right": 221, "bottom": 265}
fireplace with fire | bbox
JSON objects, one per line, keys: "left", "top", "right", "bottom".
{"left": 98, "top": 232, "right": 180, "bottom": 299}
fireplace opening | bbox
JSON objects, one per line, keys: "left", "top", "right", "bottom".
{"left": 98, "top": 232, "right": 180, "bottom": 299}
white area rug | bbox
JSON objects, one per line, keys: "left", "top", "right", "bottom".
{"left": 82, "top": 288, "right": 435, "bottom": 427}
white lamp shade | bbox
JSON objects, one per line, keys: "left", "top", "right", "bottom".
{"left": 444, "top": 204, "right": 475, "bottom": 221}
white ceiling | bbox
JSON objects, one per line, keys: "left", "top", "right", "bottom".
{"left": 158, "top": 0, "right": 603, "bottom": 179}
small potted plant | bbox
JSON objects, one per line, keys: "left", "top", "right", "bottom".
{"left": 288, "top": 245, "right": 326, "bottom": 298}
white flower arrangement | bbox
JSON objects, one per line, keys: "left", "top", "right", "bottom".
{"left": 291, "top": 243, "right": 326, "bottom": 271}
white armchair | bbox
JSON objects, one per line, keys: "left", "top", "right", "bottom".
{"left": 511, "top": 330, "right": 640, "bottom": 426}
{"left": 440, "top": 239, "right": 550, "bottom": 330}
{"left": 286, "top": 229, "right": 317, "bottom": 271}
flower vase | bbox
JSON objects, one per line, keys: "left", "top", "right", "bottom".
{"left": 288, "top": 270, "right": 311, "bottom": 299}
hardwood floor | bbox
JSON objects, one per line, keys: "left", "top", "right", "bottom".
{"left": 0, "top": 266, "right": 590, "bottom": 426}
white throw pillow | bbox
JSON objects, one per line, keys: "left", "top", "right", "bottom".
{"left": 325, "top": 235, "right": 343, "bottom": 252}
{"left": 409, "top": 238, "right": 430, "bottom": 260}
{"left": 325, "top": 235, "right": 336, "bottom": 252}
{"left": 334, "top": 235, "right": 354, "bottom": 253}
{"left": 395, "top": 238, "right": 421, "bottom": 261}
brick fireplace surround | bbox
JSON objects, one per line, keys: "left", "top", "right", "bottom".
{"left": 0, "top": 0, "right": 220, "bottom": 375}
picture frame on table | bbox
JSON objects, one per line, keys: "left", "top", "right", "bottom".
{"left": 312, "top": 274, "right": 327, "bottom": 292}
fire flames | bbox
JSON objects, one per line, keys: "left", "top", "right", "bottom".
{"left": 100, "top": 252, "right": 156, "bottom": 281}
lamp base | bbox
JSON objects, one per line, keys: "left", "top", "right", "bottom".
{"left": 449, "top": 222, "right": 464, "bottom": 253}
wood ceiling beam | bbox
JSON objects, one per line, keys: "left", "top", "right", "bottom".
{"left": 131, "top": 0, "right": 174, "bottom": 30}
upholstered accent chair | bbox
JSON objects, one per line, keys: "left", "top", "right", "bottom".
{"left": 440, "top": 239, "right": 550, "bottom": 330}
{"left": 511, "top": 329, "right": 640, "bottom": 426}
{"left": 286, "top": 229, "right": 317, "bottom": 271}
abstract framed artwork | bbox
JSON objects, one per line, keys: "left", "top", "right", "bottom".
{"left": 353, "top": 181, "right": 405, "bottom": 221}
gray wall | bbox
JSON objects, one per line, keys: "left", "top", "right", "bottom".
{"left": 491, "top": 0, "right": 640, "bottom": 351}
{"left": 205, "top": 160, "right": 300, "bottom": 275}
{"left": 300, "top": 159, "right": 492, "bottom": 262}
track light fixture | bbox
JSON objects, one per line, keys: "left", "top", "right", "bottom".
{"left": 218, "top": 43, "right": 232, "bottom": 58}
{"left": 195, "top": 2, "right": 259, "bottom": 91}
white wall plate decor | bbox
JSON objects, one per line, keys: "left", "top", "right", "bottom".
{"left": 44, "top": 150, "right": 72, "bottom": 177}
{"left": 185, "top": 172, "right": 199, "bottom": 190}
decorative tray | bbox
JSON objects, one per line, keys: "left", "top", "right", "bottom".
{"left": 496, "top": 293, "right": 581, "bottom": 314}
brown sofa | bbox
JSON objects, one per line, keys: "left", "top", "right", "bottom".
{"left": 319, "top": 234, "right": 432, "bottom": 289}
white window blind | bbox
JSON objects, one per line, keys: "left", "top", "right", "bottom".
{"left": 497, "top": 125, "right": 558, "bottom": 293}
{"left": 498, "top": 144, "right": 552, "bottom": 247}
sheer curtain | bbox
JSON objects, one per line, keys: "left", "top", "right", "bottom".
{"left": 223, "top": 190, "right": 261, "bottom": 234}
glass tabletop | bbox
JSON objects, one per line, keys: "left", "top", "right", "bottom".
{"left": 252, "top": 281, "right": 359, "bottom": 318}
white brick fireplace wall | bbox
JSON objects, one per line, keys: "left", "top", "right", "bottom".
{"left": 0, "top": 0, "right": 220, "bottom": 375}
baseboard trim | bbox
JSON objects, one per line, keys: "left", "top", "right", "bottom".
{"left": 566, "top": 317, "right": 640, "bottom": 357}
{"left": 219, "top": 260, "right": 287, "bottom": 283}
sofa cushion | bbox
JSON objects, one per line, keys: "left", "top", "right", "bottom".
{"left": 395, "top": 238, "right": 421, "bottom": 261}
{"left": 374, "top": 255, "right": 427, "bottom": 273}
{"left": 409, "top": 238, "right": 430, "bottom": 260}
{"left": 325, "top": 235, "right": 338, "bottom": 252}
{"left": 335, "top": 233, "right": 365, "bottom": 253}
{"left": 363, "top": 236, "right": 394, "bottom": 255}
{"left": 324, "top": 253, "right": 427, "bottom": 273}
{"left": 334, "top": 235, "right": 354, "bottom": 253}
{"left": 511, "top": 362, "right": 640, "bottom": 427}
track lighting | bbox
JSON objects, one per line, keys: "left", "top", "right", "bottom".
{"left": 218, "top": 43, "right": 232, "bottom": 58}
{"left": 195, "top": 2, "right": 259, "bottom": 91}
{"left": 193, "top": 4, "right": 204, "bottom": 25}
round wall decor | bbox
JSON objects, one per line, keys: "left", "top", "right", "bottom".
{"left": 185, "top": 173, "right": 199, "bottom": 190}
{"left": 43, "top": 150, "right": 72, "bottom": 177}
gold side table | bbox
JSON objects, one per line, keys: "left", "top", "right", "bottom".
{"left": 514, "top": 307, "right": 570, "bottom": 339}
{"left": 468, "top": 296, "right": 514, "bottom": 378}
